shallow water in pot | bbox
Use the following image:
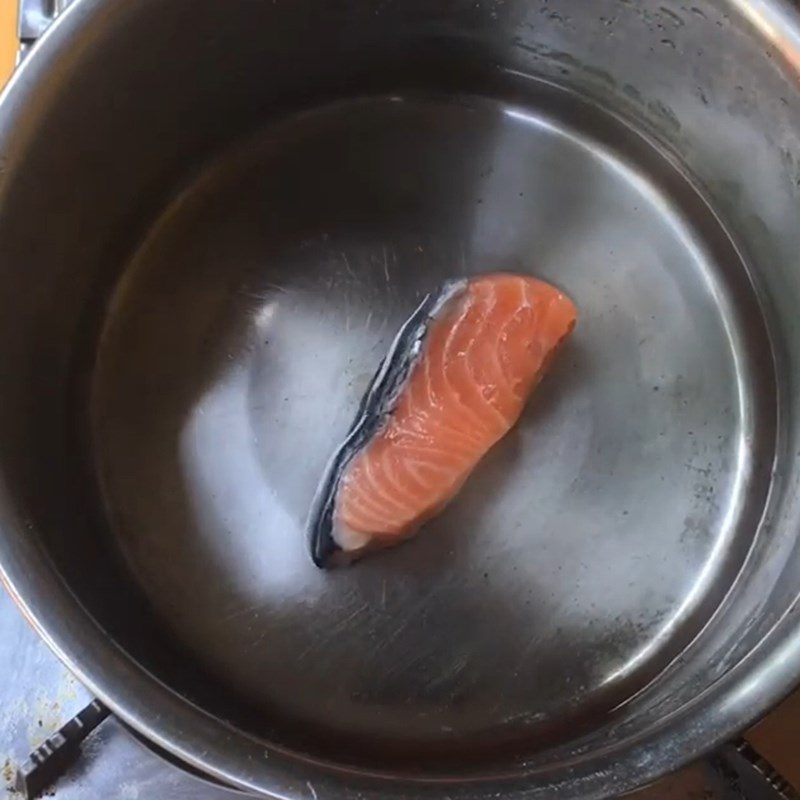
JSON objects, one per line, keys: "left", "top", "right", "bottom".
{"left": 90, "top": 79, "right": 775, "bottom": 769}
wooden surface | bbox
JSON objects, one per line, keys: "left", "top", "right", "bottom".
{"left": 0, "top": 0, "right": 16, "bottom": 82}
{"left": 0, "top": 3, "right": 796, "bottom": 791}
{"left": 748, "top": 688, "right": 800, "bottom": 787}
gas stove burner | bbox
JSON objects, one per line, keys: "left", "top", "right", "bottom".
{"left": 14, "top": 701, "right": 109, "bottom": 800}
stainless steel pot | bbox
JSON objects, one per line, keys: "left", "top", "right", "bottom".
{"left": 2, "top": 0, "right": 800, "bottom": 797}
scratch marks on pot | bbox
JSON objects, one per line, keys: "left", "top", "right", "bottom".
{"left": 332, "top": 601, "right": 370, "bottom": 632}
{"left": 341, "top": 251, "right": 357, "bottom": 281}
{"left": 382, "top": 245, "right": 391, "bottom": 284}
{"left": 658, "top": 6, "right": 685, "bottom": 27}
{"left": 239, "top": 282, "right": 289, "bottom": 301}
{"left": 295, "top": 601, "right": 371, "bottom": 663}
{"left": 646, "top": 100, "right": 681, "bottom": 134}
{"left": 622, "top": 83, "right": 645, "bottom": 105}
{"left": 222, "top": 601, "right": 261, "bottom": 623}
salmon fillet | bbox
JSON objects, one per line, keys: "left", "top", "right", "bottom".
{"left": 308, "top": 273, "right": 577, "bottom": 566}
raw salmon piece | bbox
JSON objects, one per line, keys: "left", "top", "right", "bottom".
{"left": 308, "top": 273, "right": 577, "bottom": 567}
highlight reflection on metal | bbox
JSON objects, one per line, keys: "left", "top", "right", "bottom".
{"left": 730, "top": 0, "right": 800, "bottom": 73}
